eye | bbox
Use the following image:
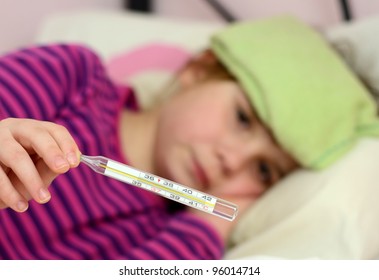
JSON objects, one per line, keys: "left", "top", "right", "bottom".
{"left": 258, "top": 160, "right": 274, "bottom": 187}
{"left": 236, "top": 107, "right": 251, "bottom": 128}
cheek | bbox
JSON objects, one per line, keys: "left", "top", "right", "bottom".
{"left": 215, "top": 175, "right": 266, "bottom": 198}
{"left": 153, "top": 96, "right": 227, "bottom": 181}
{"left": 160, "top": 98, "right": 226, "bottom": 143}
{"left": 154, "top": 108, "right": 220, "bottom": 175}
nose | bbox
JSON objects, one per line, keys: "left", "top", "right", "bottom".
{"left": 216, "top": 138, "right": 253, "bottom": 176}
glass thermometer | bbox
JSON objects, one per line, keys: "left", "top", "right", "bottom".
{"left": 80, "top": 155, "right": 238, "bottom": 221}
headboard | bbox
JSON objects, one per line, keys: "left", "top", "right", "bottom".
{"left": 125, "top": 0, "right": 352, "bottom": 22}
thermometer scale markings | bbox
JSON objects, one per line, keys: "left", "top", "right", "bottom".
{"left": 101, "top": 161, "right": 216, "bottom": 210}
{"left": 80, "top": 155, "right": 238, "bottom": 221}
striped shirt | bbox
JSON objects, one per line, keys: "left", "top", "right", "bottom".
{"left": 0, "top": 44, "right": 223, "bottom": 259}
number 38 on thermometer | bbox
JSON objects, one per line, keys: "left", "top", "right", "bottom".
{"left": 81, "top": 155, "right": 238, "bottom": 221}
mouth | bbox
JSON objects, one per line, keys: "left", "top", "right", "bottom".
{"left": 192, "top": 157, "right": 210, "bottom": 188}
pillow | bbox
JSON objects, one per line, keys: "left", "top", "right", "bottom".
{"left": 36, "top": 10, "right": 224, "bottom": 60}
{"left": 325, "top": 16, "right": 379, "bottom": 106}
{"left": 35, "top": 10, "right": 224, "bottom": 108}
{"left": 35, "top": 10, "right": 379, "bottom": 259}
{"left": 106, "top": 43, "right": 191, "bottom": 108}
{"left": 225, "top": 138, "right": 379, "bottom": 260}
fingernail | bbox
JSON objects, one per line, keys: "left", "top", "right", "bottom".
{"left": 39, "top": 188, "right": 51, "bottom": 203}
{"left": 55, "top": 156, "right": 69, "bottom": 170}
{"left": 17, "top": 201, "right": 28, "bottom": 212}
{"left": 66, "top": 152, "right": 78, "bottom": 166}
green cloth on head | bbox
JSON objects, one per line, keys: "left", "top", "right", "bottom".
{"left": 211, "top": 16, "right": 379, "bottom": 169}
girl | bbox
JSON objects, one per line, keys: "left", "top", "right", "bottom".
{"left": 0, "top": 17, "right": 376, "bottom": 259}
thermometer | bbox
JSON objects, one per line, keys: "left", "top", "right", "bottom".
{"left": 80, "top": 155, "right": 238, "bottom": 221}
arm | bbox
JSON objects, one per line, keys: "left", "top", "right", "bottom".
{"left": 119, "top": 212, "right": 224, "bottom": 259}
{"left": 115, "top": 196, "right": 254, "bottom": 259}
{"left": 0, "top": 45, "right": 103, "bottom": 211}
{"left": 0, "top": 44, "right": 109, "bottom": 120}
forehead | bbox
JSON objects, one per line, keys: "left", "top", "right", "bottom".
{"left": 205, "top": 79, "right": 251, "bottom": 104}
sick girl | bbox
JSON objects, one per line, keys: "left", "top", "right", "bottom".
{"left": 0, "top": 17, "right": 376, "bottom": 259}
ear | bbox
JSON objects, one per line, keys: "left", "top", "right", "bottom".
{"left": 177, "top": 49, "right": 218, "bottom": 88}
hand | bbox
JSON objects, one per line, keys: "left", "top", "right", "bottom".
{"left": 0, "top": 118, "right": 81, "bottom": 212}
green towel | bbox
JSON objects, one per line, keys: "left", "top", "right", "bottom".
{"left": 211, "top": 16, "right": 379, "bottom": 169}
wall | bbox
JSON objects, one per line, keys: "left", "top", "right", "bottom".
{"left": 351, "top": 0, "right": 379, "bottom": 18}
{"left": 1, "top": 0, "right": 379, "bottom": 55}
{"left": 0, "top": 0, "right": 121, "bottom": 54}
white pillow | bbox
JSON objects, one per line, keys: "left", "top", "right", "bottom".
{"left": 35, "top": 10, "right": 379, "bottom": 259}
{"left": 36, "top": 10, "right": 223, "bottom": 108}
{"left": 225, "top": 138, "right": 379, "bottom": 260}
{"left": 36, "top": 10, "right": 224, "bottom": 60}
{"left": 325, "top": 16, "right": 379, "bottom": 105}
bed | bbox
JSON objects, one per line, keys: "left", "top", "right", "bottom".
{"left": 34, "top": 2, "right": 379, "bottom": 259}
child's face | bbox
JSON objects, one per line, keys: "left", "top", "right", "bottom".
{"left": 153, "top": 79, "right": 298, "bottom": 199}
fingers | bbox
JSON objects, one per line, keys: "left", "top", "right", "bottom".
{"left": 43, "top": 121, "right": 81, "bottom": 168}
{"left": 14, "top": 121, "right": 80, "bottom": 171}
{"left": 0, "top": 118, "right": 81, "bottom": 212}
{"left": 0, "top": 167, "right": 29, "bottom": 212}
{"left": 0, "top": 131, "right": 46, "bottom": 204}
{"left": 0, "top": 158, "right": 58, "bottom": 212}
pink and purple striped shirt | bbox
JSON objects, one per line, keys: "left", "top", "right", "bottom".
{"left": 0, "top": 44, "right": 223, "bottom": 259}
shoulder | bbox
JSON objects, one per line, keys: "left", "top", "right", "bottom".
{"left": 2, "top": 43, "right": 101, "bottom": 68}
